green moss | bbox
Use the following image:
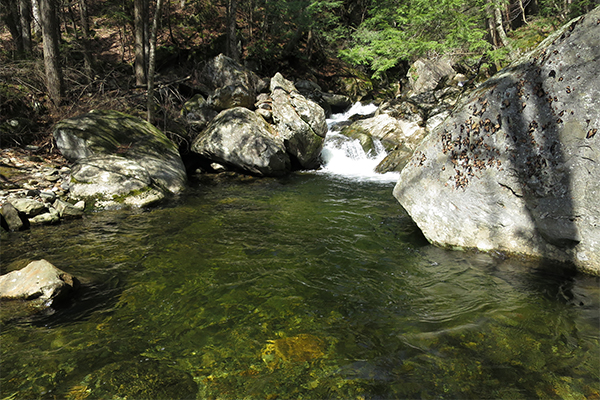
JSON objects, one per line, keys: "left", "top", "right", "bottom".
{"left": 110, "top": 186, "right": 153, "bottom": 203}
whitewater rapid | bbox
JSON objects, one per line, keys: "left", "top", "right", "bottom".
{"left": 317, "top": 103, "right": 400, "bottom": 183}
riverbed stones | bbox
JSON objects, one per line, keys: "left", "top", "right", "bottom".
{"left": 54, "top": 110, "right": 187, "bottom": 207}
{"left": 0, "top": 259, "right": 79, "bottom": 304}
{"left": 394, "top": 8, "right": 600, "bottom": 275}
{"left": 81, "top": 360, "right": 197, "bottom": 399}
{"left": 270, "top": 73, "right": 327, "bottom": 169}
{"left": 191, "top": 107, "right": 291, "bottom": 176}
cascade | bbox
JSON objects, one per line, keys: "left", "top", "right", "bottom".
{"left": 317, "top": 103, "right": 400, "bottom": 182}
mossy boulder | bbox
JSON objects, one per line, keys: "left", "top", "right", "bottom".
{"left": 54, "top": 110, "right": 187, "bottom": 207}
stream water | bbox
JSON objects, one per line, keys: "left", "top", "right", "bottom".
{"left": 1, "top": 105, "right": 599, "bottom": 399}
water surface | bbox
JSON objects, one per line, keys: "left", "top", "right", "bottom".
{"left": 1, "top": 172, "right": 598, "bottom": 399}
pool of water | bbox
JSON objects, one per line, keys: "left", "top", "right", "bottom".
{"left": 1, "top": 172, "right": 598, "bottom": 399}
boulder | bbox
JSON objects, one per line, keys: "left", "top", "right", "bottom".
{"left": 0, "top": 259, "right": 79, "bottom": 305}
{"left": 70, "top": 155, "right": 165, "bottom": 207}
{"left": 343, "top": 114, "right": 408, "bottom": 149}
{"left": 270, "top": 73, "right": 327, "bottom": 169}
{"left": 321, "top": 92, "right": 352, "bottom": 114}
{"left": 336, "top": 114, "right": 428, "bottom": 174}
{"left": 10, "top": 198, "right": 47, "bottom": 217}
{"left": 200, "top": 54, "right": 266, "bottom": 110}
{"left": 54, "top": 110, "right": 187, "bottom": 205}
{"left": 52, "top": 199, "right": 85, "bottom": 218}
{"left": 29, "top": 207, "right": 60, "bottom": 225}
{"left": 1, "top": 202, "right": 26, "bottom": 231}
{"left": 191, "top": 107, "right": 291, "bottom": 176}
{"left": 407, "top": 57, "right": 456, "bottom": 95}
{"left": 181, "top": 94, "right": 217, "bottom": 132}
{"left": 394, "top": 9, "right": 600, "bottom": 275}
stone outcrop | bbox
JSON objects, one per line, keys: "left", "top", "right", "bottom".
{"left": 191, "top": 107, "right": 291, "bottom": 176}
{"left": 0, "top": 259, "right": 79, "bottom": 305}
{"left": 200, "top": 53, "right": 267, "bottom": 111}
{"left": 54, "top": 110, "right": 187, "bottom": 207}
{"left": 394, "top": 8, "right": 600, "bottom": 275}
{"left": 407, "top": 57, "right": 456, "bottom": 95}
{"left": 270, "top": 73, "right": 327, "bottom": 169}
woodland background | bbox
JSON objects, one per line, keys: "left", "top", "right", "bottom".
{"left": 1, "top": 0, "right": 597, "bottom": 150}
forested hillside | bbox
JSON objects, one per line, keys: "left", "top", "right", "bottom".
{"left": 1, "top": 0, "right": 596, "bottom": 149}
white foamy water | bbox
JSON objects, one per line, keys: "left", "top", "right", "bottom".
{"left": 317, "top": 103, "right": 400, "bottom": 183}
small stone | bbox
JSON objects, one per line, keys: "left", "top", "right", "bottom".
{"left": 29, "top": 207, "right": 60, "bottom": 225}
{"left": 1, "top": 203, "right": 26, "bottom": 231}
{"left": 53, "top": 199, "right": 84, "bottom": 219}
{"left": 39, "top": 191, "right": 57, "bottom": 203}
{"left": 10, "top": 198, "right": 47, "bottom": 217}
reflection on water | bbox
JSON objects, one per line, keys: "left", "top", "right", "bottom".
{"left": 1, "top": 174, "right": 599, "bottom": 399}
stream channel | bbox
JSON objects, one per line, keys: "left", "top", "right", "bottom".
{"left": 1, "top": 104, "right": 599, "bottom": 399}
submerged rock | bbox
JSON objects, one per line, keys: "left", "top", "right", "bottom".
{"left": 80, "top": 360, "right": 197, "bottom": 400}
{"left": 394, "top": 8, "right": 600, "bottom": 275}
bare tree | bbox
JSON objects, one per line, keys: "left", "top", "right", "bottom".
{"left": 78, "top": 0, "right": 94, "bottom": 80}
{"left": 226, "top": 0, "right": 239, "bottom": 62}
{"left": 134, "top": 0, "right": 148, "bottom": 86}
{"left": 147, "top": 0, "right": 164, "bottom": 122}
{"left": 19, "top": 0, "right": 32, "bottom": 52}
{"left": 40, "top": 0, "right": 64, "bottom": 103}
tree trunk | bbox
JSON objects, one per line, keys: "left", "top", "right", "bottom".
{"left": 19, "top": 0, "right": 32, "bottom": 52}
{"left": 147, "top": 0, "right": 164, "bottom": 122}
{"left": 1, "top": 0, "right": 24, "bottom": 53}
{"left": 31, "top": 0, "right": 42, "bottom": 37}
{"left": 79, "top": 0, "right": 94, "bottom": 80}
{"left": 40, "top": 0, "right": 64, "bottom": 103}
{"left": 134, "top": 0, "right": 147, "bottom": 86}
{"left": 494, "top": 7, "right": 511, "bottom": 50}
{"left": 226, "top": 0, "right": 239, "bottom": 62}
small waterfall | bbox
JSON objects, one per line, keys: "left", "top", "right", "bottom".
{"left": 317, "top": 103, "right": 400, "bottom": 182}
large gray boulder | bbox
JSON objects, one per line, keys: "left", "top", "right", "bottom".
{"left": 191, "top": 107, "right": 291, "bottom": 176}
{"left": 200, "top": 54, "right": 266, "bottom": 111}
{"left": 0, "top": 259, "right": 79, "bottom": 304}
{"left": 270, "top": 73, "right": 327, "bottom": 169}
{"left": 54, "top": 110, "right": 187, "bottom": 207}
{"left": 407, "top": 57, "right": 456, "bottom": 95}
{"left": 394, "top": 8, "right": 600, "bottom": 275}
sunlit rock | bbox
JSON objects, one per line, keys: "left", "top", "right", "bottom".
{"left": 191, "top": 107, "right": 291, "bottom": 176}
{"left": 394, "top": 9, "right": 600, "bottom": 275}
{"left": 54, "top": 110, "right": 186, "bottom": 207}
{"left": 0, "top": 259, "right": 79, "bottom": 305}
{"left": 270, "top": 73, "right": 327, "bottom": 169}
{"left": 200, "top": 53, "right": 267, "bottom": 111}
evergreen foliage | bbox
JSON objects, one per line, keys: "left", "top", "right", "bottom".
{"left": 340, "top": 0, "right": 491, "bottom": 78}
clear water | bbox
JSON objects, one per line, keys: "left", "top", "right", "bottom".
{"left": 1, "top": 105, "right": 599, "bottom": 399}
